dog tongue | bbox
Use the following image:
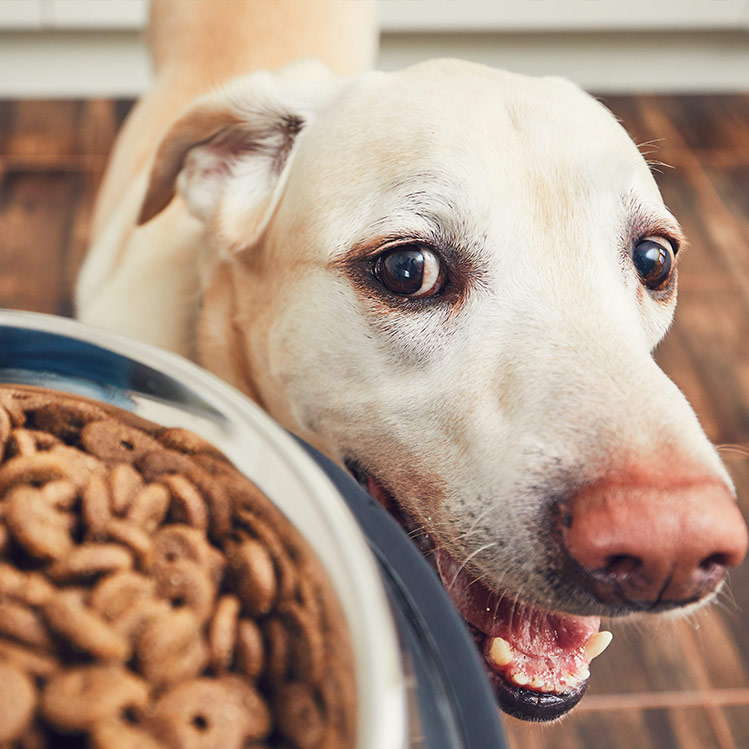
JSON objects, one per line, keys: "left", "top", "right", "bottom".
{"left": 362, "top": 473, "right": 610, "bottom": 694}
{"left": 435, "top": 549, "right": 605, "bottom": 693}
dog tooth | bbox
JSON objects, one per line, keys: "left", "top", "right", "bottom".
{"left": 584, "top": 631, "right": 613, "bottom": 661}
{"left": 489, "top": 637, "right": 514, "bottom": 667}
{"left": 529, "top": 676, "right": 545, "bottom": 690}
{"left": 579, "top": 666, "right": 590, "bottom": 681}
{"left": 509, "top": 671, "right": 529, "bottom": 686}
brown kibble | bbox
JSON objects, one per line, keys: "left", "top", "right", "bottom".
{"left": 0, "top": 386, "right": 354, "bottom": 748}
{"left": 150, "top": 677, "right": 271, "bottom": 748}
{"left": 41, "top": 665, "right": 149, "bottom": 732}
{"left": 0, "top": 639, "right": 60, "bottom": 677}
{"left": 135, "top": 449, "right": 192, "bottom": 481}
{"left": 236, "top": 510, "right": 298, "bottom": 602}
{"left": 82, "top": 472, "right": 113, "bottom": 538}
{"left": 0, "top": 662, "right": 37, "bottom": 742}
{"left": 91, "top": 719, "right": 167, "bottom": 749}
{"left": 152, "top": 559, "right": 215, "bottom": 623}
{"left": 90, "top": 571, "right": 156, "bottom": 621}
{"left": 43, "top": 590, "right": 131, "bottom": 661}
{"left": 27, "top": 428, "right": 63, "bottom": 451}
{"left": 0, "top": 403, "right": 12, "bottom": 455}
{"left": 29, "top": 400, "right": 107, "bottom": 442}
{"left": 127, "top": 483, "right": 170, "bottom": 532}
{"left": 161, "top": 455, "right": 234, "bottom": 539}
{"left": 153, "top": 524, "right": 214, "bottom": 568}
{"left": 7, "top": 427, "right": 63, "bottom": 456}
{"left": 109, "top": 462, "right": 146, "bottom": 514}
{"left": 158, "top": 428, "right": 226, "bottom": 459}
{"left": 40, "top": 477, "right": 79, "bottom": 509}
{"left": 293, "top": 574, "right": 324, "bottom": 631}
{"left": 208, "top": 546, "right": 227, "bottom": 588}
{"left": 18, "top": 725, "right": 46, "bottom": 749}
{"left": 49, "top": 444, "right": 106, "bottom": 487}
{"left": 235, "top": 619, "right": 264, "bottom": 681}
{"left": 143, "top": 454, "right": 234, "bottom": 538}
{"left": 283, "top": 602, "right": 325, "bottom": 685}
{"left": 0, "top": 563, "right": 54, "bottom": 606}
{"left": 264, "top": 617, "right": 290, "bottom": 685}
{"left": 208, "top": 595, "right": 240, "bottom": 673}
{"left": 136, "top": 608, "right": 208, "bottom": 688}
{"left": 320, "top": 669, "right": 353, "bottom": 742}
{"left": 191, "top": 454, "right": 265, "bottom": 507}
{"left": 0, "top": 600, "right": 55, "bottom": 650}
{"left": 274, "top": 682, "right": 325, "bottom": 749}
{"left": 6, "top": 484, "right": 74, "bottom": 560}
{"left": 0, "top": 390, "right": 52, "bottom": 427}
{"left": 221, "top": 674, "right": 273, "bottom": 738}
{"left": 0, "top": 452, "right": 72, "bottom": 495}
{"left": 161, "top": 473, "right": 209, "bottom": 531}
{"left": 187, "top": 468, "right": 232, "bottom": 539}
{"left": 112, "top": 598, "right": 172, "bottom": 644}
{"left": 227, "top": 537, "right": 277, "bottom": 616}
{"left": 80, "top": 420, "right": 162, "bottom": 465}
{"left": 47, "top": 543, "right": 133, "bottom": 583}
{"left": 105, "top": 518, "right": 154, "bottom": 568}
{"left": 8, "top": 428, "right": 39, "bottom": 457}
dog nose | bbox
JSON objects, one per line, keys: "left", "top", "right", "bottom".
{"left": 561, "top": 473, "right": 748, "bottom": 609}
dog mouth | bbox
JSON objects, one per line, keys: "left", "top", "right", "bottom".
{"left": 347, "top": 463, "right": 612, "bottom": 722}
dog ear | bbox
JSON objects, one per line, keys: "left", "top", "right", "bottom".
{"left": 137, "top": 65, "right": 337, "bottom": 239}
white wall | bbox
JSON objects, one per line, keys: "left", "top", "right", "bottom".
{"left": 1, "top": 0, "right": 748, "bottom": 96}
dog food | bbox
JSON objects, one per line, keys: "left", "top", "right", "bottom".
{"left": 0, "top": 385, "right": 355, "bottom": 748}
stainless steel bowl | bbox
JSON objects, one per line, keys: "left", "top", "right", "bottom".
{"left": 0, "top": 309, "right": 408, "bottom": 749}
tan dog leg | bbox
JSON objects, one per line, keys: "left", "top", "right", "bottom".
{"left": 91, "top": 0, "right": 378, "bottom": 242}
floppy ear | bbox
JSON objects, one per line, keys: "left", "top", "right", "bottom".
{"left": 137, "top": 63, "right": 337, "bottom": 243}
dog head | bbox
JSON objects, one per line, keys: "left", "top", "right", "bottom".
{"left": 140, "top": 59, "right": 748, "bottom": 720}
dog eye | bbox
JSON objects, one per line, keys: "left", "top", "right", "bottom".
{"left": 373, "top": 244, "right": 446, "bottom": 298}
{"left": 632, "top": 236, "right": 675, "bottom": 290}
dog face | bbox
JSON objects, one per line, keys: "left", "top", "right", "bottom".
{"left": 141, "top": 59, "right": 748, "bottom": 721}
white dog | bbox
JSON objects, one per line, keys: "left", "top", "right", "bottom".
{"left": 77, "top": 0, "right": 748, "bottom": 722}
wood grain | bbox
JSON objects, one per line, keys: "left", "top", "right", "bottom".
{"left": 0, "top": 95, "right": 747, "bottom": 747}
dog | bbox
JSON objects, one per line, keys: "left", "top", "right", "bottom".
{"left": 77, "top": 0, "right": 748, "bottom": 723}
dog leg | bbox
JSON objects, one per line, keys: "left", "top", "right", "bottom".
{"left": 78, "top": 0, "right": 378, "bottom": 355}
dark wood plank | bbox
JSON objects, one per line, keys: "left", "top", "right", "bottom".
{"left": 508, "top": 705, "right": 740, "bottom": 749}
{"left": 0, "top": 100, "right": 110, "bottom": 159}
{"left": 598, "top": 95, "right": 678, "bottom": 160}
{"left": 723, "top": 705, "right": 749, "bottom": 747}
{"left": 650, "top": 95, "right": 749, "bottom": 153}
{"left": 0, "top": 100, "right": 132, "bottom": 176}
{"left": 702, "top": 164, "right": 749, "bottom": 239}
{"left": 0, "top": 170, "right": 84, "bottom": 315}
{"left": 655, "top": 168, "right": 747, "bottom": 296}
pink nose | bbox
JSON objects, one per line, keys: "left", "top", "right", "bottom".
{"left": 562, "top": 469, "right": 748, "bottom": 608}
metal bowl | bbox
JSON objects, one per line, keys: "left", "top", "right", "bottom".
{"left": 0, "top": 309, "right": 408, "bottom": 749}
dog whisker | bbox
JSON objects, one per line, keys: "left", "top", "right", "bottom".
{"left": 406, "top": 525, "right": 429, "bottom": 539}
{"left": 636, "top": 137, "right": 666, "bottom": 151}
{"left": 447, "top": 542, "right": 500, "bottom": 591}
{"left": 450, "top": 505, "right": 497, "bottom": 546}
{"left": 714, "top": 579, "right": 741, "bottom": 614}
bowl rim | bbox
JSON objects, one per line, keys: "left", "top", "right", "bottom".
{"left": 0, "top": 308, "right": 409, "bottom": 749}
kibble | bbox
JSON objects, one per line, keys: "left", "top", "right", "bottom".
{"left": 0, "top": 385, "right": 354, "bottom": 748}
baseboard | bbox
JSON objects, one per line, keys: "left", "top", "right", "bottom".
{"left": 1, "top": 29, "right": 747, "bottom": 98}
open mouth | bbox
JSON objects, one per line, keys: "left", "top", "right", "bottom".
{"left": 347, "top": 463, "right": 613, "bottom": 722}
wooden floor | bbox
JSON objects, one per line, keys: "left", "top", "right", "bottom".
{"left": 0, "top": 96, "right": 748, "bottom": 748}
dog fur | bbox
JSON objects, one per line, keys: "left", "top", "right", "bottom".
{"left": 78, "top": 0, "right": 746, "bottom": 651}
